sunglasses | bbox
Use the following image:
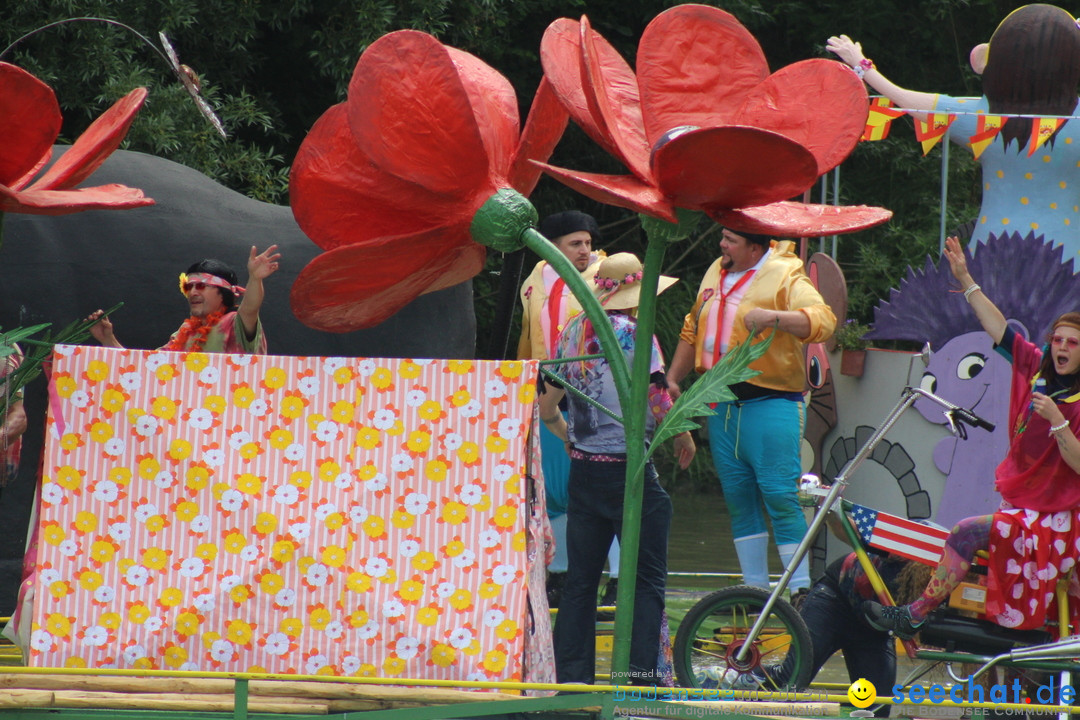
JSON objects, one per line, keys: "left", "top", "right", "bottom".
{"left": 183, "top": 281, "right": 209, "bottom": 293}
{"left": 1051, "top": 335, "right": 1080, "bottom": 349}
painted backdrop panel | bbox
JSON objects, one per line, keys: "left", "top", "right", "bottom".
{"left": 29, "top": 345, "right": 537, "bottom": 681}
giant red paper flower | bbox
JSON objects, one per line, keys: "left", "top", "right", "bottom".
{"left": 0, "top": 62, "right": 152, "bottom": 215}
{"left": 536, "top": 5, "right": 891, "bottom": 236}
{"left": 289, "top": 30, "right": 567, "bottom": 332}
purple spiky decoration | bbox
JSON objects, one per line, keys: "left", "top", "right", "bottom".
{"left": 868, "top": 231, "right": 1080, "bottom": 347}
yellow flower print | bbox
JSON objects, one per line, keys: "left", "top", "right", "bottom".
{"left": 306, "top": 413, "right": 327, "bottom": 432}
{"left": 332, "top": 365, "right": 356, "bottom": 385}
{"left": 145, "top": 514, "right": 168, "bottom": 534}
{"left": 321, "top": 545, "right": 348, "bottom": 568}
{"left": 257, "top": 570, "right": 285, "bottom": 595}
{"left": 446, "top": 359, "right": 473, "bottom": 375}
{"left": 138, "top": 455, "right": 161, "bottom": 480}
{"left": 424, "top": 457, "right": 450, "bottom": 483}
{"left": 511, "top": 530, "right": 526, "bottom": 552}
{"left": 356, "top": 463, "right": 378, "bottom": 481}
{"left": 482, "top": 646, "right": 507, "bottom": 675}
{"left": 59, "top": 432, "right": 84, "bottom": 452}
{"left": 279, "top": 617, "right": 304, "bottom": 637}
{"left": 266, "top": 426, "right": 293, "bottom": 450}
{"left": 141, "top": 547, "right": 170, "bottom": 571}
{"left": 478, "top": 581, "right": 500, "bottom": 599}
{"left": 194, "top": 543, "right": 219, "bottom": 561}
{"left": 345, "top": 607, "right": 370, "bottom": 628}
{"left": 418, "top": 400, "right": 445, "bottom": 422}
{"left": 226, "top": 619, "right": 255, "bottom": 646}
{"left": 382, "top": 654, "right": 406, "bottom": 676}
{"left": 89, "top": 537, "right": 119, "bottom": 566}
{"left": 154, "top": 363, "right": 177, "bottom": 384}
{"left": 229, "top": 583, "right": 254, "bottom": 606}
{"left": 78, "top": 570, "right": 104, "bottom": 591}
{"left": 270, "top": 539, "right": 297, "bottom": 565}
{"left": 411, "top": 551, "right": 438, "bottom": 573}
{"left": 171, "top": 500, "right": 199, "bottom": 523}
{"left": 308, "top": 604, "right": 332, "bottom": 630}
{"left": 232, "top": 384, "right": 256, "bottom": 409}
{"left": 440, "top": 501, "right": 469, "bottom": 525}
{"left": 371, "top": 367, "right": 395, "bottom": 391}
{"left": 184, "top": 352, "right": 210, "bottom": 373}
{"left": 127, "top": 602, "right": 151, "bottom": 624}
{"left": 54, "top": 373, "right": 78, "bottom": 398}
{"left": 331, "top": 400, "right": 355, "bottom": 424}
{"left": 201, "top": 631, "right": 221, "bottom": 650}
{"left": 204, "top": 395, "right": 227, "bottom": 414}
{"left": 87, "top": 420, "right": 113, "bottom": 444}
{"left": 448, "top": 588, "right": 473, "bottom": 611}
{"left": 497, "top": 361, "right": 523, "bottom": 379}
{"left": 235, "top": 473, "right": 264, "bottom": 496}
{"left": 353, "top": 425, "right": 381, "bottom": 450}
{"left": 484, "top": 433, "right": 509, "bottom": 454}
{"left": 279, "top": 391, "right": 308, "bottom": 420}
{"left": 238, "top": 441, "right": 263, "bottom": 461}
{"left": 290, "top": 470, "right": 313, "bottom": 489}
{"left": 54, "top": 465, "right": 84, "bottom": 491}
{"left": 224, "top": 531, "right": 248, "bottom": 554}
{"left": 174, "top": 611, "right": 202, "bottom": 637}
{"left": 185, "top": 465, "right": 212, "bottom": 492}
{"left": 253, "top": 512, "right": 277, "bottom": 536}
{"left": 158, "top": 587, "right": 184, "bottom": 608}
{"left": 517, "top": 382, "right": 536, "bottom": 405}
{"left": 324, "top": 512, "right": 345, "bottom": 532}
{"left": 99, "top": 385, "right": 128, "bottom": 415}
{"left": 42, "top": 521, "right": 65, "bottom": 546}
{"left": 430, "top": 642, "right": 457, "bottom": 667}
{"left": 495, "top": 619, "right": 521, "bottom": 641}
{"left": 406, "top": 428, "right": 432, "bottom": 454}
{"left": 441, "top": 538, "right": 465, "bottom": 558}
{"left": 48, "top": 580, "right": 72, "bottom": 600}
{"left": 391, "top": 509, "right": 415, "bottom": 529}
{"left": 449, "top": 387, "right": 471, "bottom": 407}
{"left": 163, "top": 643, "right": 189, "bottom": 668}
{"left": 346, "top": 572, "right": 373, "bottom": 594}
{"left": 490, "top": 501, "right": 519, "bottom": 530}
{"left": 46, "top": 613, "right": 73, "bottom": 638}
{"left": 416, "top": 604, "right": 441, "bottom": 627}
{"left": 362, "top": 516, "right": 386, "bottom": 540}
{"left": 151, "top": 396, "right": 179, "bottom": 421}
{"left": 64, "top": 658, "right": 87, "bottom": 669}
{"left": 84, "top": 359, "right": 109, "bottom": 383}
{"left": 397, "top": 577, "right": 425, "bottom": 604}
{"left": 109, "top": 466, "right": 132, "bottom": 486}
{"left": 399, "top": 360, "right": 422, "bottom": 379}
{"left": 456, "top": 441, "right": 480, "bottom": 466}
{"left": 261, "top": 366, "right": 288, "bottom": 391}
{"left": 318, "top": 459, "right": 341, "bottom": 484}
{"left": 167, "top": 438, "right": 193, "bottom": 463}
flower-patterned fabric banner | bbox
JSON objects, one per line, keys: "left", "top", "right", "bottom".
{"left": 29, "top": 345, "right": 538, "bottom": 681}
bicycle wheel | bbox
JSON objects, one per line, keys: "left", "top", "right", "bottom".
{"left": 673, "top": 585, "right": 813, "bottom": 691}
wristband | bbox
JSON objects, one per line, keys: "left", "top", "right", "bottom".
{"left": 963, "top": 283, "right": 981, "bottom": 301}
{"left": 852, "top": 57, "right": 874, "bottom": 79}
{"left": 1050, "top": 420, "right": 1070, "bottom": 436}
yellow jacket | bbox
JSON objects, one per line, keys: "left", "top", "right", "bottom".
{"left": 517, "top": 252, "right": 605, "bottom": 360}
{"left": 679, "top": 241, "right": 835, "bottom": 392}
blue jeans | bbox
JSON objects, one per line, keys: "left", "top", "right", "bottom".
{"left": 553, "top": 457, "right": 672, "bottom": 684}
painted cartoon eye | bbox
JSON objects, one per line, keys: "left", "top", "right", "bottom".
{"left": 956, "top": 353, "right": 987, "bottom": 380}
{"left": 920, "top": 372, "right": 937, "bottom": 394}
{"left": 807, "top": 355, "right": 824, "bottom": 388}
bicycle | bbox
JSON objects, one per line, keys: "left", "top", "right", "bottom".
{"left": 672, "top": 385, "right": 1080, "bottom": 704}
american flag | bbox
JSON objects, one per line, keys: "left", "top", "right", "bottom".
{"left": 850, "top": 504, "right": 949, "bottom": 566}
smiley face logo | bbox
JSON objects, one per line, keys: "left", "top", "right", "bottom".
{"left": 847, "top": 678, "right": 877, "bottom": 709}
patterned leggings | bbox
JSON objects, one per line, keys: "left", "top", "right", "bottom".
{"left": 909, "top": 514, "right": 992, "bottom": 621}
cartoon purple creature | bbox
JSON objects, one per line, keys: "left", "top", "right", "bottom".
{"left": 868, "top": 231, "right": 1080, "bottom": 527}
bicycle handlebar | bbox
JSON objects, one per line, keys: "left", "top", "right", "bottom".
{"left": 908, "top": 386, "right": 996, "bottom": 433}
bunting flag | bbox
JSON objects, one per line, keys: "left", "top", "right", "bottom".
{"left": 1028, "top": 117, "right": 1066, "bottom": 156}
{"left": 913, "top": 113, "right": 956, "bottom": 155}
{"left": 861, "top": 97, "right": 905, "bottom": 142}
{"left": 851, "top": 503, "right": 950, "bottom": 566}
{"left": 968, "top": 114, "right": 1007, "bottom": 160}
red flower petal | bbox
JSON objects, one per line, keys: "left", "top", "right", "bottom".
{"left": 27, "top": 87, "right": 147, "bottom": 192}
{"left": 508, "top": 77, "right": 569, "bottom": 196}
{"left": 713, "top": 201, "right": 893, "bottom": 237}
{"left": 734, "top": 60, "right": 867, "bottom": 175}
{"left": 291, "top": 104, "right": 467, "bottom": 252}
{"left": 290, "top": 225, "right": 483, "bottom": 332}
{"left": 0, "top": 62, "right": 61, "bottom": 189}
{"left": 446, "top": 46, "right": 519, "bottom": 182}
{"left": 637, "top": 5, "right": 767, "bottom": 147}
{"left": 652, "top": 127, "right": 817, "bottom": 211}
{"left": 0, "top": 183, "right": 154, "bottom": 216}
{"left": 532, "top": 161, "right": 676, "bottom": 221}
{"left": 578, "top": 16, "right": 652, "bottom": 181}
{"left": 347, "top": 31, "right": 492, "bottom": 199}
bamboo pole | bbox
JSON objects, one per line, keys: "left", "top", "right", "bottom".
{"left": 0, "top": 689, "right": 54, "bottom": 707}
{"left": 49, "top": 690, "right": 327, "bottom": 714}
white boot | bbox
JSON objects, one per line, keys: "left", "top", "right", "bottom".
{"left": 777, "top": 542, "right": 810, "bottom": 592}
{"left": 733, "top": 533, "right": 770, "bottom": 589}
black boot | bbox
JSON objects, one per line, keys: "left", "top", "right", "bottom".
{"left": 546, "top": 572, "right": 566, "bottom": 609}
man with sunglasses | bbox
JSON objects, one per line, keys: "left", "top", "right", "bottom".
{"left": 89, "top": 245, "right": 280, "bottom": 353}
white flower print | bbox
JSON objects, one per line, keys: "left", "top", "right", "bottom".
{"left": 103, "top": 437, "right": 125, "bottom": 457}
{"left": 484, "top": 379, "right": 507, "bottom": 399}
{"left": 134, "top": 414, "right": 159, "bottom": 437}
{"left": 198, "top": 366, "right": 220, "bottom": 385}
{"left": 284, "top": 443, "right": 306, "bottom": 461}
{"left": 40, "top": 482, "right": 65, "bottom": 505}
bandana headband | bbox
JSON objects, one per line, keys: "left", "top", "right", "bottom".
{"left": 179, "top": 272, "right": 245, "bottom": 297}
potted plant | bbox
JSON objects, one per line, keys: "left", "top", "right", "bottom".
{"left": 834, "top": 319, "right": 871, "bottom": 377}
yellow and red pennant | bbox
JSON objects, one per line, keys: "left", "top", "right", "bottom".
{"left": 914, "top": 113, "right": 956, "bottom": 155}
{"left": 1028, "top": 117, "right": 1066, "bottom": 156}
{"left": 968, "top": 114, "right": 1006, "bottom": 159}
{"left": 861, "top": 97, "right": 905, "bottom": 142}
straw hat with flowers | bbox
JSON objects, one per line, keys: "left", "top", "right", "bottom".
{"left": 593, "top": 252, "right": 677, "bottom": 310}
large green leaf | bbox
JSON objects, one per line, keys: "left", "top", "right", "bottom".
{"left": 648, "top": 325, "right": 775, "bottom": 458}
